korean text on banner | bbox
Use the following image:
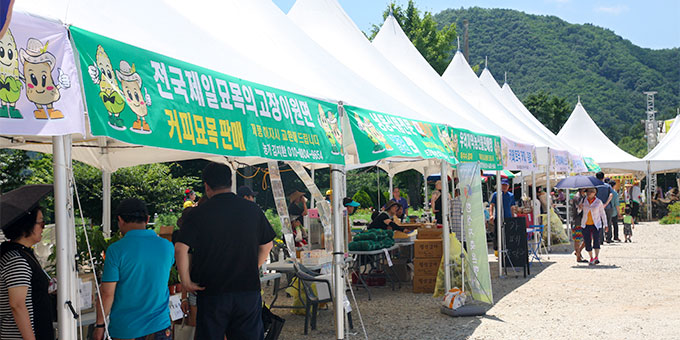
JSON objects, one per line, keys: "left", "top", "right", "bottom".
{"left": 0, "top": 11, "right": 84, "bottom": 136}
{"left": 450, "top": 128, "right": 502, "bottom": 170}
{"left": 345, "top": 105, "right": 457, "bottom": 165}
{"left": 500, "top": 137, "right": 536, "bottom": 171}
{"left": 570, "top": 154, "right": 588, "bottom": 173}
{"left": 70, "top": 26, "right": 344, "bottom": 165}
{"left": 550, "top": 149, "right": 570, "bottom": 172}
{"left": 458, "top": 162, "right": 493, "bottom": 304}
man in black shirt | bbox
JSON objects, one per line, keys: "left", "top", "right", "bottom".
{"left": 176, "top": 162, "right": 275, "bottom": 340}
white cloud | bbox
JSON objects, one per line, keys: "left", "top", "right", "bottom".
{"left": 594, "top": 5, "right": 629, "bottom": 15}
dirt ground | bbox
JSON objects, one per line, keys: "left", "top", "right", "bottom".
{"left": 265, "top": 222, "right": 680, "bottom": 340}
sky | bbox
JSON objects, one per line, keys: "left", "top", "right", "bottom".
{"left": 273, "top": 0, "right": 680, "bottom": 50}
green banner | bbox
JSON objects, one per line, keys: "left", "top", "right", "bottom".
{"left": 459, "top": 162, "right": 493, "bottom": 304}
{"left": 584, "top": 157, "right": 601, "bottom": 172}
{"left": 449, "top": 128, "right": 502, "bottom": 170}
{"left": 70, "top": 27, "right": 344, "bottom": 165}
{"left": 345, "top": 105, "right": 457, "bottom": 164}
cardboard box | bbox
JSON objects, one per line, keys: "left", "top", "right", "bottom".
{"left": 412, "top": 275, "right": 437, "bottom": 293}
{"left": 413, "top": 258, "right": 440, "bottom": 276}
{"left": 414, "top": 239, "right": 442, "bottom": 258}
{"left": 78, "top": 273, "right": 96, "bottom": 313}
{"left": 417, "top": 228, "right": 442, "bottom": 240}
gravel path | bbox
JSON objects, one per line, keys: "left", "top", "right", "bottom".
{"left": 266, "top": 222, "right": 680, "bottom": 339}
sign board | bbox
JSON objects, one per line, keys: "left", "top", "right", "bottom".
{"left": 450, "top": 128, "right": 502, "bottom": 170}
{"left": 503, "top": 217, "right": 529, "bottom": 277}
{"left": 71, "top": 26, "right": 343, "bottom": 164}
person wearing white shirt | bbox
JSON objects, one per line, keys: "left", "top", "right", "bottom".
{"left": 579, "top": 188, "right": 609, "bottom": 265}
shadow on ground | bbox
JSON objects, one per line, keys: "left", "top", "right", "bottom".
{"left": 263, "top": 256, "right": 555, "bottom": 340}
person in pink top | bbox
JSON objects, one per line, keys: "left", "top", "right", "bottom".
{"left": 579, "top": 188, "right": 609, "bottom": 265}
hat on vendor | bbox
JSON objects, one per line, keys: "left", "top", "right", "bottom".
{"left": 343, "top": 197, "right": 360, "bottom": 207}
{"left": 501, "top": 178, "right": 510, "bottom": 185}
{"left": 288, "top": 190, "right": 306, "bottom": 203}
{"left": 384, "top": 201, "right": 401, "bottom": 212}
{"left": 0, "top": 184, "right": 53, "bottom": 230}
{"left": 115, "top": 60, "right": 142, "bottom": 86}
{"left": 19, "top": 38, "right": 56, "bottom": 69}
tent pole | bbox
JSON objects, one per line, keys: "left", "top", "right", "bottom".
{"left": 230, "top": 163, "right": 237, "bottom": 193}
{"left": 330, "top": 164, "right": 345, "bottom": 339}
{"left": 546, "top": 164, "right": 552, "bottom": 251}
{"left": 646, "top": 160, "right": 652, "bottom": 221}
{"left": 423, "top": 173, "right": 429, "bottom": 211}
{"left": 566, "top": 187, "right": 571, "bottom": 237}
{"left": 496, "top": 170, "right": 503, "bottom": 277}
{"left": 389, "top": 173, "right": 394, "bottom": 199}
{"left": 440, "top": 160, "right": 451, "bottom": 291}
{"left": 377, "top": 166, "right": 380, "bottom": 209}
{"left": 102, "top": 170, "right": 111, "bottom": 238}
{"left": 53, "top": 135, "right": 77, "bottom": 340}
{"left": 310, "top": 167, "right": 315, "bottom": 209}
{"left": 532, "top": 171, "right": 538, "bottom": 225}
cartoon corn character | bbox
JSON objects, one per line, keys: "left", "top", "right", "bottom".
{"left": 318, "top": 104, "right": 340, "bottom": 155}
{"left": 19, "top": 38, "right": 70, "bottom": 119}
{"left": 329, "top": 112, "right": 343, "bottom": 155}
{"left": 0, "top": 29, "right": 22, "bottom": 119}
{"left": 88, "top": 45, "right": 126, "bottom": 130}
{"left": 116, "top": 61, "right": 152, "bottom": 133}
{"left": 355, "top": 113, "right": 392, "bottom": 154}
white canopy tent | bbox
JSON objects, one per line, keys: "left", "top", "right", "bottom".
{"left": 557, "top": 99, "right": 646, "bottom": 172}
{"left": 286, "top": 0, "right": 490, "bottom": 135}
{"left": 644, "top": 115, "right": 680, "bottom": 173}
{"left": 480, "top": 68, "right": 582, "bottom": 156}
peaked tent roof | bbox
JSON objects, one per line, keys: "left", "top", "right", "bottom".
{"left": 557, "top": 100, "right": 646, "bottom": 172}
{"left": 371, "top": 14, "right": 506, "bottom": 136}
{"left": 644, "top": 115, "right": 680, "bottom": 173}
{"left": 442, "top": 51, "right": 560, "bottom": 164}
{"left": 287, "top": 0, "right": 488, "bottom": 134}
{"left": 479, "top": 69, "right": 578, "bottom": 154}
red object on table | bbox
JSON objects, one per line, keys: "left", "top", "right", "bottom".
{"left": 516, "top": 214, "right": 532, "bottom": 228}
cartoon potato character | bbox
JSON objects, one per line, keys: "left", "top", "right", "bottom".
{"left": 328, "top": 111, "right": 343, "bottom": 155}
{"left": 116, "top": 61, "right": 152, "bottom": 133}
{"left": 19, "top": 38, "right": 71, "bottom": 119}
{"left": 88, "top": 45, "right": 126, "bottom": 130}
{"left": 356, "top": 114, "right": 393, "bottom": 154}
{"left": 318, "top": 104, "right": 340, "bottom": 155}
{"left": 437, "top": 126, "right": 455, "bottom": 154}
{"left": 0, "top": 29, "right": 22, "bottom": 119}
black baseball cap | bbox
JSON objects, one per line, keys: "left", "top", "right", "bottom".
{"left": 237, "top": 186, "right": 258, "bottom": 197}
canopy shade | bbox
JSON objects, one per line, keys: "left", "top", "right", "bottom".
{"left": 643, "top": 115, "right": 680, "bottom": 173}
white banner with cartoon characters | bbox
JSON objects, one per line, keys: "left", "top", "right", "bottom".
{"left": 500, "top": 136, "right": 537, "bottom": 171}
{"left": 0, "top": 11, "right": 84, "bottom": 136}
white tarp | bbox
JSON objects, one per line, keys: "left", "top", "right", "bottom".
{"left": 644, "top": 114, "right": 680, "bottom": 173}
{"left": 287, "top": 0, "right": 487, "bottom": 133}
{"left": 557, "top": 100, "right": 646, "bottom": 172}
{"left": 0, "top": 11, "right": 84, "bottom": 136}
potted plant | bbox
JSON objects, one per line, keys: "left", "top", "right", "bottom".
{"left": 168, "top": 265, "right": 180, "bottom": 294}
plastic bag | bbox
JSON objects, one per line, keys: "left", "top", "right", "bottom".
{"left": 442, "top": 287, "right": 466, "bottom": 310}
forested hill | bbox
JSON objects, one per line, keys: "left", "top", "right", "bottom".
{"left": 434, "top": 7, "right": 679, "bottom": 155}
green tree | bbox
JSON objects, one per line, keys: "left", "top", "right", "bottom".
{"left": 0, "top": 149, "right": 32, "bottom": 191}
{"left": 523, "top": 90, "right": 572, "bottom": 134}
{"left": 369, "top": 0, "right": 457, "bottom": 75}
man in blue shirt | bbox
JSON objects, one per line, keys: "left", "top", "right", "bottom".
{"left": 94, "top": 199, "right": 175, "bottom": 340}
{"left": 594, "top": 172, "right": 613, "bottom": 245}
{"left": 489, "top": 178, "right": 516, "bottom": 251}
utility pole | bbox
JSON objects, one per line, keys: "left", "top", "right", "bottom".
{"left": 642, "top": 91, "right": 659, "bottom": 220}
{"left": 463, "top": 20, "right": 469, "bottom": 62}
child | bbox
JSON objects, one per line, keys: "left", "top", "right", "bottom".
{"left": 623, "top": 206, "right": 634, "bottom": 242}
